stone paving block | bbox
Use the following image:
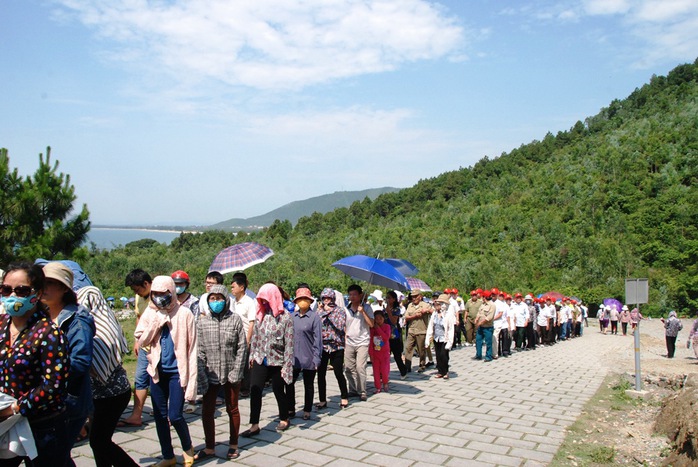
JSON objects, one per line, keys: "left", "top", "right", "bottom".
{"left": 391, "top": 436, "right": 438, "bottom": 452}
{"left": 282, "top": 448, "right": 336, "bottom": 466}
{"left": 482, "top": 427, "right": 523, "bottom": 440}
{"left": 279, "top": 435, "right": 331, "bottom": 452}
{"left": 438, "top": 445, "right": 480, "bottom": 461}
{"left": 425, "top": 433, "right": 468, "bottom": 448}
{"left": 319, "top": 432, "right": 366, "bottom": 448}
{"left": 386, "top": 426, "right": 431, "bottom": 440}
{"left": 506, "top": 423, "right": 548, "bottom": 437}
{"left": 465, "top": 440, "right": 511, "bottom": 455}
{"left": 246, "top": 440, "right": 293, "bottom": 457}
{"left": 241, "top": 451, "right": 295, "bottom": 466}
{"left": 509, "top": 447, "right": 555, "bottom": 463}
{"left": 321, "top": 445, "right": 372, "bottom": 461}
{"left": 118, "top": 436, "right": 163, "bottom": 456}
{"left": 418, "top": 423, "right": 458, "bottom": 437}
{"left": 381, "top": 417, "right": 414, "bottom": 429}
{"left": 476, "top": 450, "right": 527, "bottom": 466}
{"left": 314, "top": 423, "right": 361, "bottom": 437}
{"left": 351, "top": 430, "right": 397, "bottom": 444}
{"left": 537, "top": 441, "right": 563, "bottom": 453}
{"left": 363, "top": 452, "right": 415, "bottom": 466}
{"left": 447, "top": 421, "right": 486, "bottom": 434}
{"left": 324, "top": 458, "right": 369, "bottom": 467}
{"left": 445, "top": 456, "right": 496, "bottom": 466}
{"left": 360, "top": 440, "right": 406, "bottom": 456}
{"left": 400, "top": 448, "right": 450, "bottom": 464}
{"left": 492, "top": 435, "right": 537, "bottom": 450}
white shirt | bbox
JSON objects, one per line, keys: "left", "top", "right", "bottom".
{"left": 345, "top": 302, "right": 374, "bottom": 347}
{"left": 511, "top": 302, "right": 529, "bottom": 327}
{"left": 232, "top": 294, "right": 256, "bottom": 337}
{"left": 494, "top": 300, "right": 509, "bottom": 329}
{"left": 538, "top": 305, "right": 552, "bottom": 327}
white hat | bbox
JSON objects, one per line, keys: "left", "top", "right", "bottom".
{"left": 524, "top": 294, "right": 533, "bottom": 301}
{"left": 371, "top": 289, "right": 384, "bottom": 302}
{"left": 622, "top": 305, "right": 629, "bottom": 311}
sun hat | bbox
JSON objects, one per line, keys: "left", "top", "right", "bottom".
{"left": 294, "top": 287, "right": 313, "bottom": 302}
{"left": 42, "top": 262, "right": 74, "bottom": 291}
{"left": 435, "top": 293, "right": 451, "bottom": 304}
{"left": 371, "top": 289, "right": 384, "bottom": 301}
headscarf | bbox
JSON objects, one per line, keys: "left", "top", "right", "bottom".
{"left": 148, "top": 276, "right": 179, "bottom": 314}
{"left": 256, "top": 283, "right": 284, "bottom": 321}
{"left": 208, "top": 284, "right": 231, "bottom": 311}
{"left": 668, "top": 310, "right": 677, "bottom": 319}
{"left": 320, "top": 288, "right": 337, "bottom": 307}
{"left": 77, "top": 285, "right": 129, "bottom": 384}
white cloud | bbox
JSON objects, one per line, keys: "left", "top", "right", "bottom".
{"left": 53, "top": 0, "right": 465, "bottom": 91}
{"left": 512, "top": 0, "right": 698, "bottom": 68}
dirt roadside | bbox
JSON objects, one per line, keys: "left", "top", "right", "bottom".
{"left": 554, "top": 317, "right": 698, "bottom": 466}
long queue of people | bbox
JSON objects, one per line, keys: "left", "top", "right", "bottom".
{"left": 0, "top": 261, "right": 590, "bottom": 466}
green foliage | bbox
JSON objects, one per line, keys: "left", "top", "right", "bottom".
{"left": 69, "top": 59, "right": 698, "bottom": 316}
{"left": 0, "top": 147, "right": 90, "bottom": 265}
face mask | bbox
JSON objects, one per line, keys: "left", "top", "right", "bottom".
{"left": 175, "top": 285, "right": 187, "bottom": 295}
{"left": 209, "top": 300, "right": 226, "bottom": 314}
{"left": 2, "top": 295, "right": 38, "bottom": 317}
{"left": 151, "top": 293, "right": 172, "bottom": 310}
{"left": 440, "top": 303, "right": 448, "bottom": 312}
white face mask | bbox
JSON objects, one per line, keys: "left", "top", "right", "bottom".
{"left": 440, "top": 303, "right": 448, "bottom": 312}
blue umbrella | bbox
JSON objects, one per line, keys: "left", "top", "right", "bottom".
{"left": 332, "top": 255, "right": 410, "bottom": 291}
{"left": 384, "top": 258, "right": 419, "bottom": 276}
{"left": 106, "top": 296, "right": 115, "bottom": 301}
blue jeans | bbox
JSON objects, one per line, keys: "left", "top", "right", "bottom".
{"left": 150, "top": 372, "right": 192, "bottom": 459}
{"left": 134, "top": 349, "right": 150, "bottom": 390}
{"left": 476, "top": 326, "right": 494, "bottom": 361}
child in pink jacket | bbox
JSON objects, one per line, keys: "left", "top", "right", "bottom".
{"left": 369, "top": 311, "right": 392, "bottom": 393}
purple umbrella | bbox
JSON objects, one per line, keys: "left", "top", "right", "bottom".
{"left": 406, "top": 277, "right": 432, "bottom": 293}
{"left": 603, "top": 298, "right": 623, "bottom": 312}
{"left": 209, "top": 242, "right": 274, "bottom": 274}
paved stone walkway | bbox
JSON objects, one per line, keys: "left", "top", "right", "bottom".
{"left": 72, "top": 327, "right": 608, "bottom": 466}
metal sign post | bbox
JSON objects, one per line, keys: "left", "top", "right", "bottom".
{"left": 625, "top": 279, "right": 649, "bottom": 391}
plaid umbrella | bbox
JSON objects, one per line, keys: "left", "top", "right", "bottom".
{"left": 406, "top": 277, "right": 431, "bottom": 293}
{"left": 209, "top": 242, "right": 274, "bottom": 274}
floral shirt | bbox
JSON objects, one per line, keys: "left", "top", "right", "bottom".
{"left": 318, "top": 305, "right": 346, "bottom": 353}
{"left": 0, "top": 309, "right": 68, "bottom": 420}
{"left": 249, "top": 310, "right": 294, "bottom": 385}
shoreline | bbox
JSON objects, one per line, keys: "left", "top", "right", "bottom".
{"left": 91, "top": 227, "right": 203, "bottom": 234}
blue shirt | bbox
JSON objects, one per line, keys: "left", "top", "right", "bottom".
{"left": 292, "top": 309, "right": 322, "bottom": 370}
{"left": 159, "top": 325, "right": 178, "bottom": 373}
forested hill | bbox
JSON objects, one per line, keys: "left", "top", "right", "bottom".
{"left": 84, "top": 59, "right": 697, "bottom": 314}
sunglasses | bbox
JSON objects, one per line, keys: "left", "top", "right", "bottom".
{"left": 1, "top": 285, "right": 35, "bottom": 298}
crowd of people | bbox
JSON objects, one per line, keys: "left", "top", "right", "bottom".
{"left": 0, "top": 260, "right": 674, "bottom": 466}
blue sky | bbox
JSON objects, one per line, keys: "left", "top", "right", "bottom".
{"left": 2, "top": 0, "right": 697, "bottom": 225}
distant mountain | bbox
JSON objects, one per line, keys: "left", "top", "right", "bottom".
{"left": 208, "top": 187, "right": 400, "bottom": 230}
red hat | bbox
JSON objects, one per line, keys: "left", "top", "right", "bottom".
{"left": 571, "top": 299, "right": 577, "bottom": 304}
{"left": 514, "top": 292, "right": 523, "bottom": 298}
{"left": 490, "top": 288, "right": 499, "bottom": 296}
{"left": 470, "top": 290, "right": 477, "bottom": 296}
{"left": 476, "top": 288, "right": 483, "bottom": 295}
{"left": 171, "top": 270, "right": 190, "bottom": 283}
{"left": 482, "top": 290, "right": 491, "bottom": 298}
{"left": 498, "top": 291, "right": 506, "bottom": 297}
{"left": 545, "top": 296, "right": 552, "bottom": 301}
{"left": 451, "top": 288, "right": 458, "bottom": 294}
{"left": 444, "top": 288, "right": 452, "bottom": 294}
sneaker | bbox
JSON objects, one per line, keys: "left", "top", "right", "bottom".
{"left": 183, "top": 403, "right": 196, "bottom": 414}
{"left": 360, "top": 393, "right": 367, "bottom": 401}
{"left": 400, "top": 373, "right": 407, "bottom": 380}
{"left": 417, "top": 367, "right": 425, "bottom": 373}
{"left": 425, "top": 362, "right": 434, "bottom": 368}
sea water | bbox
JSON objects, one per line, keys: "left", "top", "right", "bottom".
{"left": 85, "top": 228, "right": 182, "bottom": 250}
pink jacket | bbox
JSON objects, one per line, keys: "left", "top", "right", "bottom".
{"left": 135, "top": 276, "right": 198, "bottom": 401}
{"left": 369, "top": 323, "right": 391, "bottom": 360}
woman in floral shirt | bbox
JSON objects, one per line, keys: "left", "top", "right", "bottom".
{"left": 315, "top": 288, "right": 349, "bottom": 409}
{"left": 241, "top": 283, "right": 294, "bottom": 436}
{"left": 0, "top": 262, "right": 69, "bottom": 467}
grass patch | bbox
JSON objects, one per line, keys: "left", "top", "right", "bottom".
{"left": 589, "top": 446, "right": 615, "bottom": 463}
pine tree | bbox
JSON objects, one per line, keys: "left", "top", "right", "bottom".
{"left": 0, "top": 146, "right": 90, "bottom": 265}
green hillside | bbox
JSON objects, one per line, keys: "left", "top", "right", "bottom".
{"left": 208, "top": 187, "right": 400, "bottom": 229}
{"left": 81, "top": 59, "right": 698, "bottom": 315}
